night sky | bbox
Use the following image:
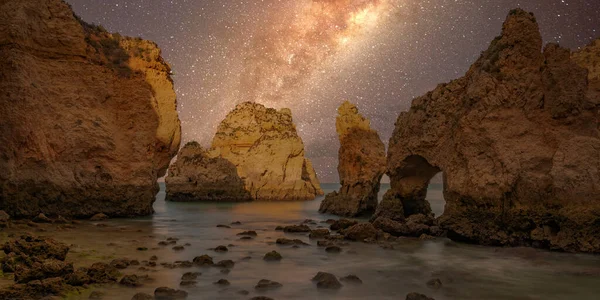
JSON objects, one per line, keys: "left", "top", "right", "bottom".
{"left": 66, "top": 0, "right": 600, "bottom": 183}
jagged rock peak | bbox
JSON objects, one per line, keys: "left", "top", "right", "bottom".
{"left": 0, "top": 0, "right": 181, "bottom": 217}
{"left": 336, "top": 101, "right": 372, "bottom": 138}
{"left": 377, "top": 8, "right": 600, "bottom": 253}
{"left": 212, "top": 102, "right": 299, "bottom": 150}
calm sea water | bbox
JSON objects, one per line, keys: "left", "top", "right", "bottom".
{"left": 78, "top": 183, "right": 600, "bottom": 300}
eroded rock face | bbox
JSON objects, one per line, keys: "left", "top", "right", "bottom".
{"left": 165, "top": 142, "right": 251, "bottom": 202}
{"left": 0, "top": 0, "right": 181, "bottom": 217}
{"left": 381, "top": 9, "right": 600, "bottom": 252}
{"left": 319, "top": 102, "right": 386, "bottom": 217}
{"left": 572, "top": 38, "right": 600, "bottom": 105}
{"left": 167, "top": 102, "right": 322, "bottom": 201}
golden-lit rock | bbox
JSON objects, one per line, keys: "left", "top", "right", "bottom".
{"left": 572, "top": 38, "right": 600, "bottom": 106}
{"left": 167, "top": 102, "right": 322, "bottom": 201}
{"left": 319, "top": 101, "right": 386, "bottom": 217}
{"left": 0, "top": 0, "right": 181, "bottom": 217}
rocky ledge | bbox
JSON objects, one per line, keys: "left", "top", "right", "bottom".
{"left": 319, "top": 101, "right": 386, "bottom": 217}
{"left": 377, "top": 8, "right": 600, "bottom": 253}
{"left": 0, "top": 235, "right": 121, "bottom": 299}
{"left": 166, "top": 102, "right": 323, "bottom": 201}
{"left": 0, "top": 0, "right": 181, "bottom": 217}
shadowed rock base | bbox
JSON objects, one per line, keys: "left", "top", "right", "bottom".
{"left": 166, "top": 142, "right": 251, "bottom": 202}
{"left": 2, "top": 184, "right": 158, "bottom": 218}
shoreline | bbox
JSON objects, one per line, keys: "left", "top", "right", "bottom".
{"left": 2, "top": 199, "right": 600, "bottom": 299}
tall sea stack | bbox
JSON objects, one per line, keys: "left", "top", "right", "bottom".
{"left": 166, "top": 102, "right": 323, "bottom": 201}
{"left": 319, "top": 101, "right": 386, "bottom": 217}
{"left": 378, "top": 9, "right": 600, "bottom": 253}
{"left": 0, "top": 0, "right": 181, "bottom": 217}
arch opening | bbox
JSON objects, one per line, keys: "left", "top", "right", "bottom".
{"left": 426, "top": 172, "right": 446, "bottom": 217}
{"left": 392, "top": 155, "right": 446, "bottom": 218}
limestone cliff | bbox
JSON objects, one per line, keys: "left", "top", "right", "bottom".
{"left": 573, "top": 38, "right": 600, "bottom": 106}
{"left": 377, "top": 9, "right": 600, "bottom": 253}
{"left": 0, "top": 0, "right": 181, "bottom": 217}
{"left": 166, "top": 102, "right": 323, "bottom": 201}
{"left": 165, "top": 142, "right": 251, "bottom": 202}
{"left": 319, "top": 101, "right": 386, "bottom": 216}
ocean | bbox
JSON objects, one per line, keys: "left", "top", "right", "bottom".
{"left": 67, "top": 183, "right": 600, "bottom": 299}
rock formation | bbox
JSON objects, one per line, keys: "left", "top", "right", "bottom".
{"left": 0, "top": 0, "right": 181, "bottom": 217}
{"left": 377, "top": 9, "right": 600, "bottom": 253}
{"left": 166, "top": 102, "right": 322, "bottom": 201}
{"left": 319, "top": 101, "right": 386, "bottom": 216}
{"left": 572, "top": 38, "right": 600, "bottom": 106}
{"left": 0, "top": 235, "right": 121, "bottom": 299}
{"left": 165, "top": 142, "right": 251, "bottom": 202}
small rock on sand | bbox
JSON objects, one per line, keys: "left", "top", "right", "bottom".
{"left": 154, "top": 287, "right": 188, "bottom": 299}
{"left": 340, "top": 275, "right": 362, "bottom": 284}
{"left": 263, "top": 251, "right": 282, "bottom": 261}
{"left": 312, "top": 272, "right": 343, "bottom": 289}
{"left": 406, "top": 293, "right": 435, "bottom": 300}
{"left": 254, "top": 279, "right": 283, "bottom": 290}
{"left": 213, "top": 279, "right": 231, "bottom": 286}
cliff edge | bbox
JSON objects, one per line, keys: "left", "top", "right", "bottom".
{"left": 0, "top": 0, "right": 181, "bottom": 217}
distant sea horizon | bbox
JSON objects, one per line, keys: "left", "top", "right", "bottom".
{"left": 158, "top": 172, "right": 443, "bottom": 185}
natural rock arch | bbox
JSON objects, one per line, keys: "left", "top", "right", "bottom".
{"left": 374, "top": 9, "right": 600, "bottom": 253}
{"left": 390, "top": 155, "right": 441, "bottom": 217}
{"left": 373, "top": 155, "right": 445, "bottom": 220}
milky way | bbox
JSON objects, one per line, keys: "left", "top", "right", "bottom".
{"left": 238, "top": 0, "right": 392, "bottom": 105}
{"left": 66, "top": 0, "right": 600, "bottom": 182}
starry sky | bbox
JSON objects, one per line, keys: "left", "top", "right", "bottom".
{"left": 66, "top": 0, "right": 599, "bottom": 183}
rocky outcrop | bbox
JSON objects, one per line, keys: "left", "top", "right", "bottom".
{"left": 0, "top": 0, "right": 181, "bottom": 217}
{"left": 319, "top": 101, "right": 386, "bottom": 216}
{"left": 572, "top": 38, "right": 600, "bottom": 105}
{"left": 372, "top": 215, "right": 441, "bottom": 238}
{"left": 165, "top": 142, "right": 251, "bottom": 202}
{"left": 166, "top": 102, "right": 322, "bottom": 201}
{"left": 379, "top": 9, "right": 600, "bottom": 252}
{"left": 0, "top": 235, "right": 121, "bottom": 299}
